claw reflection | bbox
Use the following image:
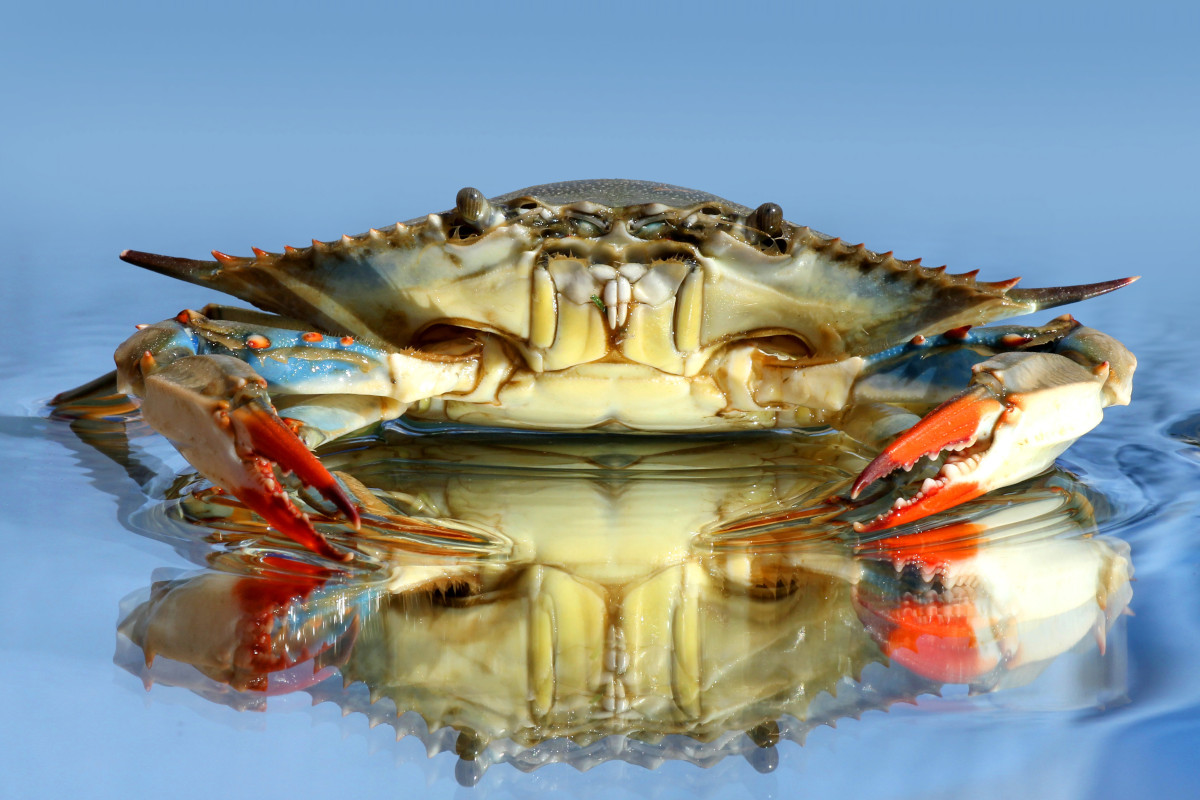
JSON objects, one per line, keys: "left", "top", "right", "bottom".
{"left": 104, "top": 428, "right": 1132, "bottom": 780}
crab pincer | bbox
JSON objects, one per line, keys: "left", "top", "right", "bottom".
{"left": 224, "top": 397, "right": 360, "bottom": 559}
{"left": 850, "top": 347, "right": 1129, "bottom": 533}
{"left": 127, "top": 352, "right": 359, "bottom": 561}
{"left": 851, "top": 384, "right": 1006, "bottom": 532}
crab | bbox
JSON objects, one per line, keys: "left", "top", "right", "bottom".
{"left": 56, "top": 179, "right": 1137, "bottom": 561}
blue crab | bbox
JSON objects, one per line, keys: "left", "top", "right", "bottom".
{"left": 60, "top": 180, "right": 1136, "bottom": 561}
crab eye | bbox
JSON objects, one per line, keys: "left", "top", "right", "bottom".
{"left": 568, "top": 216, "right": 605, "bottom": 237}
{"left": 631, "top": 218, "right": 671, "bottom": 239}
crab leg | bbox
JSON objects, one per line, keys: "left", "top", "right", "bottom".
{"left": 115, "top": 308, "right": 480, "bottom": 559}
{"left": 850, "top": 319, "right": 1135, "bottom": 532}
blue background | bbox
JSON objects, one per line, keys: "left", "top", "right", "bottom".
{"left": 5, "top": 1, "right": 1197, "bottom": 298}
{"left": 2, "top": 2, "right": 1198, "bottom": 798}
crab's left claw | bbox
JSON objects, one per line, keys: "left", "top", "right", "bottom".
{"left": 852, "top": 330, "right": 1134, "bottom": 532}
{"left": 132, "top": 354, "right": 358, "bottom": 561}
{"left": 851, "top": 384, "right": 1006, "bottom": 531}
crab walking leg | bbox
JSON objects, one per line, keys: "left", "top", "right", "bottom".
{"left": 850, "top": 320, "right": 1136, "bottom": 532}
{"left": 114, "top": 309, "right": 480, "bottom": 558}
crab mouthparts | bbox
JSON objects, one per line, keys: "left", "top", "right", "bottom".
{"left": 851, "top": 387, "right": 1005, "bottom": 533}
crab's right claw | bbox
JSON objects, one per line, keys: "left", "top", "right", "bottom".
{"left": 133, "top": 354, "right": 357, "bottom": 561}
{"left": 227, "top": 402, "right": 361, "bottom": 528}
{"left": 852, "top": 344, "right": 1132, "bottom": 533}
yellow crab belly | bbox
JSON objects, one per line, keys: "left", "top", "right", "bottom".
{"left": 410, "top": 362, "right": 776, "bottom": 431}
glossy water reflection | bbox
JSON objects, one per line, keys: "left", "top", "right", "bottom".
{"left": 66, "top": 423, "right": 1134, "bottom": 784}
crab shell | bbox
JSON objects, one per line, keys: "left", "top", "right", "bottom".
{"left": 122, "top": 179, "right": 1126, "bottom": 381}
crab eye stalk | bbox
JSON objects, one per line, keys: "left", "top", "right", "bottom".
{"left": 455, "top": 186, "right": 492, "bottom": 231}
{"left": 754, "top": 202, "right": 784, "bottom": 238}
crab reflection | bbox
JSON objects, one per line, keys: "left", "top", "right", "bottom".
{"left": 115, "top": 429, "right": 1131, "bottom": 782}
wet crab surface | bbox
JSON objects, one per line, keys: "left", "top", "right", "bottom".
{"left": 55, "top": 180, "right": 1137, "bottom": 562}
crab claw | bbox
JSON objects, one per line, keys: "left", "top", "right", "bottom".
{"left": 851, "top": 386, "right": 1004, "bottom": 531}
{"left": 136, "top": 355, "right": 357, "bottom": 561}
{"left": 119, "top": 563, "right": 358, "bottom": 692}
{"left": 852, "top": 351, "right": 1119, "bottom": 533}
{"left": 224, "top": 399, "right": 360, "bottom": 553}
{"left": 227, "top": 403, "right": 361, "bottom": 528}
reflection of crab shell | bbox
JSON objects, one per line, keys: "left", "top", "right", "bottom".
{"left": 123, "top": 435, "right": 1133, "bottom": 776}
{"left": 345, "top": 560, "right": 886, "bottom": 750}
{"left": 334, "top": 481, "right": 1129, "bottom": 758}
{"left": 333, "top": 445, "right": 1131, "bottom": 760}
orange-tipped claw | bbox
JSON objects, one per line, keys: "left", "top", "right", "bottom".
{"left": 229, "top": 402, "right": 361, "bottom": 531}
{"left": 134, "top": 356, "right": 360, "bottom": 562}
{"left": 856, "top": 590, "right": 997, "bottom": 683}
{"left": 852, "top": 386, "right": 1003, "bottom": 500}
{"left": 854, "top": 520, "right": 997, "bottom": 681}
{"left": 231, "top": 455, "right": 351, "bottom": 562}
{"left": 854, "top": 480, "right": 986, "bottom": 533}
{"left": 852, "top": 385, "right": 1005, "bottom": 532}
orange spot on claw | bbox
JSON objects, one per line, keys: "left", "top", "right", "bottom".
{"left": 340, "top": 336, "right": 354, "bottom": 346}
{"left": 301, "top": 332, "right": 323, "bottom": 342}
{"left": 247, "top": 334, "right": 271, "bottom": 349}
